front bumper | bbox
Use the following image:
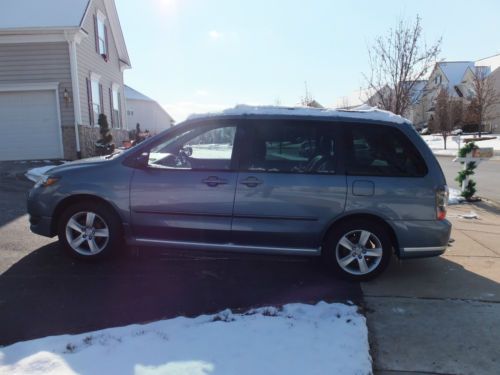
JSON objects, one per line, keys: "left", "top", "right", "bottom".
{"left": 29, "top": 214, "right": 55, "bottom": 237}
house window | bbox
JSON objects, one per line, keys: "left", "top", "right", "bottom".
{"left": 91, "top": 79, "right": 101, "bottom": 125}
{"left": 94, "top": 11, "right": 108, "bottom": 60}
{"left": 112, "top": 87, "right": 122, "bottom": 128}
{"left": 127, "top": 110, "right": 134, "bottom": 116}
{"left": 434, "top": 74, "right": 442, "bottom": 85}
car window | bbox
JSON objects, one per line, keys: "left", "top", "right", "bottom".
{"left": 239, "top": 121, "right": 336, "bottom": 174}
{"left": 345, "top": 125, "right": 427, "bottom": 177}
{"left": 147, "top": 125, "right": 236, "bottom": 170}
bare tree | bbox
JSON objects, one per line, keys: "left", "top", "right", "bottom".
{"left": 364, "top": 15, "right": 441, "bottom": 115}
{"left": 469, "top": 67, "right": 500, "bottom": 137}
{"left": 430, "top": 89, "right": 463, "bottom": 149}
{"left": 300, "top": 81, "right": 314, "bottom": 107}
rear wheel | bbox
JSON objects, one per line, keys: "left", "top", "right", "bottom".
{"left": 323, "top": 220, "right": 392, "bottom": 281}
{"left": 58, "top": 202, "right": 122, "bottom": 260}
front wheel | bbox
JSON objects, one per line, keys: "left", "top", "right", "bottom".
{"left": 58, "top": 202, "right": 122, "bottom": 260}
{"left": 323, "top": 220, "right": 392, "bottom": 281}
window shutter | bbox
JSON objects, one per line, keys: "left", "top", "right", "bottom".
{"left": 93, "top": 15, "right": 99, "bottom": 53}
{"left": 86, "top": 78, "right": 94, "bottom": 125}
{"left": 99, "top": 84, "right": 104, "bottom": 117}
{"left": 109, "top": 88, "right": 114, "bottom": 128}
{"left": 104, "top": 24, "right": 109, "bottom": 59}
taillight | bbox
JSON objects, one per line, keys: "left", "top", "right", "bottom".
{"left": 436, "top": 185, "right": 449, "bottom": 220}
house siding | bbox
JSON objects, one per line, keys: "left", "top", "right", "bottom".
{"left": 0, "top": 42, "right": 76, "bottom": 159}
{"left": 76, "top": 0, "right": 127, "bottom": 130}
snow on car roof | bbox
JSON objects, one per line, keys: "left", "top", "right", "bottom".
{"left": 187, "top": 104, "right": 411, "bottom": 125}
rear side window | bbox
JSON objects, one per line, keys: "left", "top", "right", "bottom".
{"left": 239, "top": 120, "right": 337, "bottom": 174}
{"left": 345, "top": 125, "right": 427, "bottom": 177}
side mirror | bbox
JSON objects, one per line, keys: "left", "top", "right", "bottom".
{"left": 181, "top": 146, "right": 193, "bottom": 157}
{"left": 126, "top": 152, "right": 149, "bottom": 169}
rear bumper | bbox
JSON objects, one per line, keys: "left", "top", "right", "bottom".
{"left": 392, "top": 219, "right": 452, "bottom": 259}
{"left": 399, "top": 246, "right": 446, "bottom": 258}
{"left": 29, "top": 215, "right": 54, "bottom": 238}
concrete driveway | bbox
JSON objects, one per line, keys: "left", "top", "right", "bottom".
{"left": 0, "top": 161, "right": 361, "bottom": 346}
{"left": 365, "top": 202, "right": 500, "bottom": 375}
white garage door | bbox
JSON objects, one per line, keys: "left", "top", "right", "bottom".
{"left": 0, "top": 90, "right": 63, "bottom": 161}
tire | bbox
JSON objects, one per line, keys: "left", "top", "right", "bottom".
{"left": 322, "top": 219, "right": 392, "bottom": 281}
{"left": 57, "top": 201, "right": 122, "bottom": 260}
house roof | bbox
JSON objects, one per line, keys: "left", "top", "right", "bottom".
{"left": 0, "top": 0, "right": 130, "bottom": 67}
{"left": 124, "top": 85, "right": 154, "bottom": 102}
{"left": 437, "top": 61, "right": 474, "bottom": 91}
{"left": 0, "top": 0, "right": 90, "bottom": 29}
{"left": 125, "top": 85, "right": 174, "bottom": 122}
{"left": 408, "top": 80, "right": 428, "bottom": 104}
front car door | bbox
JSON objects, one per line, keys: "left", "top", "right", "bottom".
{"left": 231, "top": 119, "right": 347, "bottom": 253}
{"left": 130, "top": 120, "right": 239, "bottom": 245}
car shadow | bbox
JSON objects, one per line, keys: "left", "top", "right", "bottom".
{"left": 0, "top": 243, "right": 361, "bottom": 346}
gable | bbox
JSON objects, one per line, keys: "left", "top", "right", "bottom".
{"left": 81, "top": 0, "right": 130, "bottom": 68}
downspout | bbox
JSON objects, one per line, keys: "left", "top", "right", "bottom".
{"left": 68, "top": 38, "right": 82, "bottom": 159}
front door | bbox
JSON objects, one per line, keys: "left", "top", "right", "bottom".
{"left": 231, "top": 120, "right": 347, "bottom": 252}
{"left": 130, "top": 122, "right": 239, "bottom": 244}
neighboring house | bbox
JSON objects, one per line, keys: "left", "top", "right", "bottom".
{"left": 125, "top": 86, "right": 174, "bottom": 134}
{"left": 476, "top": 53, "right": 500, "bottom": 133}
{"left": 410, "top": 61, "right": 493, "bottom": 129}
{"left": 0, "top": 0, "right": 131, "bottom": 161}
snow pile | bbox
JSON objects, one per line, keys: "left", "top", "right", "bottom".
{"left": 25, "top": 165, "right": 57, "bottom": 182}
{"left": 0, "top": 302, "right": 372, "bottom": 375}
{"left": 189, "top": 104, "right": 410, "bottom": 125}
{"left": 449, "top": 188, "right": 465, "bottom": 205}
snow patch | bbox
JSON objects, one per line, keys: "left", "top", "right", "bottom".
{"left": 458, "top": 211, "right": 479, "bottom": 220}
{"left": 188, "top": 104, "right": 411, "bottom": 125}
{"left": 0, "top": 302, "right": 372, "bottom": 375}
{"left": 448, "top": 188, "right": 465, "bottom": 205}
{"left": 422, "top": 134, "right": 500, "bottom": 152}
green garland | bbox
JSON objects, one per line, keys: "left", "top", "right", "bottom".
{"left": 455, "top": 142, "right": 478, "bottom": 200}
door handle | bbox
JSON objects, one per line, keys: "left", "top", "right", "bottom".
{"left": 240, "top": 177, "right": 263, "bottom": 188}
{"left": 202, "top": 176, "right": 228, "bottom": 187}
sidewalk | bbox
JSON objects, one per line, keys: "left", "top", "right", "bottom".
{"left": 364, "top": 202, "right": 500, "bottom": 375}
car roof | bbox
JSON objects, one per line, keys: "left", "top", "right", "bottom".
{"left": 185, "top": 104, "right": 412, "bottom": 126}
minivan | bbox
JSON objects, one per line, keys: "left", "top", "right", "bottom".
{"left": 28, "top": 105, "right": 451, "bottom": 280}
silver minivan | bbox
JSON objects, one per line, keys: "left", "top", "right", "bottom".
{"left": 27, "top": 106, "right": 451, "bottom": 280}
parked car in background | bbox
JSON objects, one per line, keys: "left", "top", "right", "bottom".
{"left": 27, "top": 105, "right": 451, "bottom": 280}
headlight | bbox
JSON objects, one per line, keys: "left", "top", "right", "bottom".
{"left": 34, "top": 175, "right": 60, "bottom": 188}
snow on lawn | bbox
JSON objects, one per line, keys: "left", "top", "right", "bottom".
{"left": 0, "top": 302, "right": 371, "bottom": 375}
{"left": 25, "top": 165, "right": 57, "bottom": 182}
{"left": 422, "top": 134, "right": 500, "bottom": 154}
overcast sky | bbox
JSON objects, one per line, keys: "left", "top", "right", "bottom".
{"left": 116, "top": 0, "right": 500, "bottom": 121}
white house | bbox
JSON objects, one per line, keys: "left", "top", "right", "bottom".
{"left": 125, "top": 86, "right": 174, "bottom": 134}
{"left": 0, "top": 0, "right": 131, "bottom": 161}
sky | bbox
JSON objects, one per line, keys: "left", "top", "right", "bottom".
{"left": 115, "top": 0, "right": 500, "bottom": 122}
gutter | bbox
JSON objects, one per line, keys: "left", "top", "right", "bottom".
{"left": 67, "top": 37, "right": 82, "bottom": 159}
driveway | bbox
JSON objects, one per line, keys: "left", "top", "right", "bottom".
{"left": 365, "top": 202, "right": 500, "bottom": 375}
{"left": 0, "top": 161, "right": 361, "bottom": 346}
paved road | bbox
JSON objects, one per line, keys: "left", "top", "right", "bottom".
{"left": 0, "top": 161, "right": 360, "bottom": 346}
{"left": 437, "top": 156, "right": 500, "bottom": 203}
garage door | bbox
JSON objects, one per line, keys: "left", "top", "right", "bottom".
{"left": 0, "top": 90, "right": 63, "bottom": 161}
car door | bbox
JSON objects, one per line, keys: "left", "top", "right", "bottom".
{"left": 130, "top": 121, "right": 239, "bottom": 244}
{"left": 343, "top": 123, "right": 435, "bottom": 222}
{"left": 231, "top": 119, "right": 347, "bottom": 252}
